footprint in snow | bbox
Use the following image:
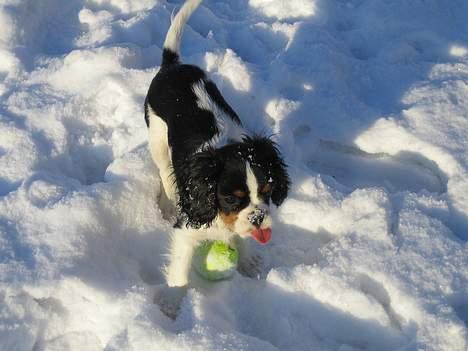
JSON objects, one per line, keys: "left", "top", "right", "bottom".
{"left": 294, "top": 125, "right": 447, "bottom": 194}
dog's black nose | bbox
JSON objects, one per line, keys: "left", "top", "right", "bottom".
{"left": 248, "top": 208, "right": 266, "bottom": 227}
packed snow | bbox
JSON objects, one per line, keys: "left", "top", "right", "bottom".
{"left": 1, "top": 0, "right": 468, "bottom": 350}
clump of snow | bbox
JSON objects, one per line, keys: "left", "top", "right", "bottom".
{"left": 249, "top": 0, "right": 317, "bottom": 20}
{"left": 0, "top": 124, "right": 38, "bottom": 195}
{"left": 77, "top": 9, "right": 114, "bottom": 46}
{"left": 0, "top": 10, "right": 15, "bottom": 48}
{"left": 265, "top": 98, "right": 301, "bottom": 132}
{"left": 205, "top": 49, "right": 252, "bottom": 92}
{"left": 450, "top": 45, "right": 468, "bottom": 58}
{"left": 0, "top": 49, "right": 20, "bottom": 77}
{"left": 1, "top": 0, "right": 468, "bottom": 350}
{"left": 88, "top": 0, "right": 157, "bottom": 14}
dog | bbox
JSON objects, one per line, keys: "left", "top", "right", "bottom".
{"left": 145, "top": 0, "right": 290, "bottom": 315}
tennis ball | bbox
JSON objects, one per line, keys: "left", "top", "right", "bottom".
{"left": 192, "top": 240, "right": 239, "bottom": 281}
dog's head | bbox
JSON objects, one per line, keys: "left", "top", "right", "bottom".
{"left": 178, "top": 136, "right": 290, "bottom": 244}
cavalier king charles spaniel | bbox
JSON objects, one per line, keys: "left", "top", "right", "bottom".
{"left": 145, "top": 0, "right": 289, "bottom": 314}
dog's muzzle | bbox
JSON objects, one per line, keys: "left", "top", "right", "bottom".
{"left": 248, "top": 207, "right": 266, "bottom": 227}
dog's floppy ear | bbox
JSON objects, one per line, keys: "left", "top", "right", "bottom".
{"left": 270, "top": 155, "right": 290, "bottom": 206}
{"left": 243, "top": 136, "right": 290, "bottom": 206}
{"left": 177, "top": 149, "right": 223, "bottom": 228}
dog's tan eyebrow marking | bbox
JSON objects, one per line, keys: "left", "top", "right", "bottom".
{"left": 260, "top": 184, "right": 272, "bottom": 193}
{"left": 219, "top": 211, "right": 238, "bottom": 230}
{"left": 233, "top": 189, "right": 247, "bottom": 198}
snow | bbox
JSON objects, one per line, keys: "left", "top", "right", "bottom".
{"left": 1, "top": 0, "right": 467, "bottom": 350}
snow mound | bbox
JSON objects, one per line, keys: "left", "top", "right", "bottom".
{"left": 249, "top": 0, "right": 317, "bottom": 20}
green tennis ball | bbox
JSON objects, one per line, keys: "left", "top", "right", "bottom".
{"left": 192, "top": 240, "right": 239, "bottom": 281}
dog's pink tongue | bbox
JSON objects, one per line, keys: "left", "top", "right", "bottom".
{"left": 251, "top": 228, "right": 272, "bottom": 244}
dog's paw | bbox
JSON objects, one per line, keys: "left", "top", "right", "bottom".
{"left": 238, "top": 254, "right": 263, "bottom": 279}
{"left": 154, "top": 285, "right": 187, "bottom": 320}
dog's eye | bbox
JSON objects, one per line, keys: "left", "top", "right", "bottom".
{"left": 225, "top": 195, "right": 237, "bottom": 204}
{"left": 223, "top": 190, "right": 246, "bottom": 205}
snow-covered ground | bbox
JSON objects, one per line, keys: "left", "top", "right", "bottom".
{"left": 1, "top": 0, "right": 468, "bottom": 349}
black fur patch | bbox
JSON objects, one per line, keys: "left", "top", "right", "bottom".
{"left": 145, "top": 63, "right": 242, "bottom": 159}
{"left": 162, "top": 48, "right": 179, "bottom": 66}
{"left": 176, "top": 149, "right": 223, "bottom": 228}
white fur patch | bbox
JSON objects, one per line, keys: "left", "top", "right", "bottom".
{"left": 246, "top": 163, "right": 260, "bottom": 205}
{"left": 192, "top": 80, "right": 245, "bottom": 150}
{"left": 234, "top": 162, "right": 272, "bottom": 234}
{"left": 147, "top": 105, "right": 177, "bottom": 204}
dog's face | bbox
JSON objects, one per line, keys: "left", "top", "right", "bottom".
{"left": 178, "top": 136, "right": 290, "bottom": 243}
{"left": 217, "top": 159, "right": 274, "bottom": 243}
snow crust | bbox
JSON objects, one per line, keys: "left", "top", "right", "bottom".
{"left": 1, "top": 0, "right": 468, "bottom": 350}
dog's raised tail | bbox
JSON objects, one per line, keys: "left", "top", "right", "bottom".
{"left": 162, "top": 0, "right": 203, "bottom": 66}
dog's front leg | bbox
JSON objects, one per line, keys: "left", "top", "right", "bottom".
{"left": 165, "top": 229, "right": 195, "bottom": 287}
{"left": 155, "top": 229, "right": 195, "bottom": 319}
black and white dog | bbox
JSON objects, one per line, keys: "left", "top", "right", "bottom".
{"left": 145, "top": 0, "right": 289, "bottom": 297}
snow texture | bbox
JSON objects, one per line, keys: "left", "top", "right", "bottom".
{"left": 1, "top": 0, "right": 468, "bottom": 350}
